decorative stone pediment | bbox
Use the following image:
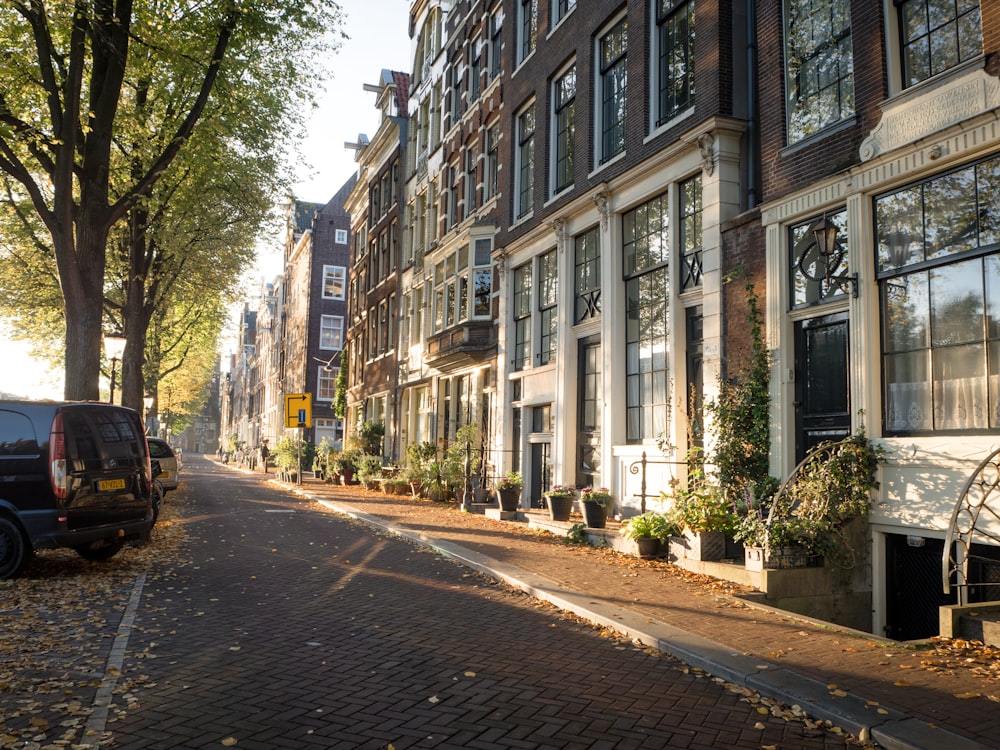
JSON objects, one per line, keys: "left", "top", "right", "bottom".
{"left": 860, "top": 68, "right": 1000, "bottom": 162}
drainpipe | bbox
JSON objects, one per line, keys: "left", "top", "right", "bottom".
{"left": 746, "top": 0, "right": 759, "bottom": 210}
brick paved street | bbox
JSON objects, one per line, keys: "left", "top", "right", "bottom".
{"left": 104, "top": 458, "right": 854, "bottom": 749}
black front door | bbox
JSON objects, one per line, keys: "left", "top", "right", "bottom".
{"left": 795, "top": 312, "right": 850, "bottom": 462}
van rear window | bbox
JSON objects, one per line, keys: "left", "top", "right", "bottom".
{"left": 93, "top": 411, "right": 140, "bottom": 443}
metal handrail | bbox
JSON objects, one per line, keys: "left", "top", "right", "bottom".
{"left": 943, "top": 446, "right": 1000, "bottom": 601}
{"left": 627, "top": 451, "right": 710, "bottom": 513}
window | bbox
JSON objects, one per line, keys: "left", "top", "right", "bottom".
{"left": 623, "top": 193, "right": 671, "bottom": 442}
{"left": 322, "top": 265, "right": 347, "bottom": 300}
{"left": 513, "top": 263, "right": 532, "bottom": 371}
{"left": 335, "top": 229, "right": 348, "bottom": 245}
{"left": 574, "top": 227, "right": 601, "bottom": 323}
{"left": 318, "top": 368, "right": 337, "bottom": 401}
{"left": 552, "top": 0, "right": 576, "bottom": 27}
{"left": 430, "top": 242, "right": 492, "bottom": 334}
{"left": 789, "top": 208, "right": 849, "bottom": 307}
{"left": 485, "top": 125, "right": 500, "bottom": 201}
{"left": 465, "top": 145, "right": 477, "bottom": 217}
{"left": 469, "top": 36, "right": 482, "bottom": 103}
{"left": 516, "top": 104, "right": 535, "bottom": 219}
{"left": 489, "top": 7, "right": 504, "bottom": 80}
{"left": 517, "top": 0, "right": 537, "bottom": 65}
{"left": 538, "top": 250, "right": 558, "bottom": 365}
{"left": 878, "top": 154, "right": 1000, "bottom": 434}
{"left": 552, "top": 65, "right": 576, "bottom": 194}
{"left": 679, "top": 174, "right": 703, "bottom": 291}
{"left": 897, "top": 0, "right": 981, "bottom": 88}
{"left": 784, "top": 0, "right": 854, "bottom": 144}
{"left": 598, "top": 17, "right": 628, "bottom": 163}
{"left": 654, "top": 0, "right": 695, "bottom": 126}
{"left": 320, "top": 315, "right": 344, "bottom": 350}
{"left": 473, "top": 238, "right": 493, "bottom": 316}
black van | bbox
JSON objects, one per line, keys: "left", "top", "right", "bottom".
{"left": 0, "top": 400, "right": 155, "bottom": 578}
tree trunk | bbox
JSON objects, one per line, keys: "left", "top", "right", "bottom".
{"left": 57, "top": 216, "right": 107, "bottom": 402}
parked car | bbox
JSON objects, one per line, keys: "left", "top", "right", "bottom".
{"left": 0, "top": 400, "right": 156, "bottom": 578}
{"left": 146, "top": 437, "right": 180, "bottom": 493}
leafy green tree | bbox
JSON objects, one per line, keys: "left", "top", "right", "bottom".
{"left": 0, "top": 1, "right": 342, "bottom": 400}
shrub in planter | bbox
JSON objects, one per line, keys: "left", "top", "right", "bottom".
{"left": 356, "top": 454, "right": 384, "bottom": 490}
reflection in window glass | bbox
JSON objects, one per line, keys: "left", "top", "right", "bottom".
{"left": 898, "top": 0, "right": 981, "bottom": 88}
{"left": 623, "top": 193, "right": 670, "bottom": 443}
{"left": 784, "top": 0, "right": 854, "bottom": 143}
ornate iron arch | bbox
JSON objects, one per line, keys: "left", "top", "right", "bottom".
{"left": 943, "top": 447, "right": 1000, "bottom": 602}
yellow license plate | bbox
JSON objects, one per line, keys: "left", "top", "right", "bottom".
{"left": 97, "top": 478, "right": 126, "bottom": 492}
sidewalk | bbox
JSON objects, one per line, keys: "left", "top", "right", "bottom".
{"left": 236, "top": 466, "right": 998, "bottom": 749}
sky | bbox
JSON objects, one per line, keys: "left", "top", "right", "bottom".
{"left": 0, "top": 0, "right": 412, "bottom": 401}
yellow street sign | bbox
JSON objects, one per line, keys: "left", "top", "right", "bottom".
{"left": 284, "top": 393, "right": 312, "bottom": 428}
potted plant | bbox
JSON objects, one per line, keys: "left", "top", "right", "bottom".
{"left": 579, "top": 487, "right": 612, "bottom": 529}
{"left": 623, "top": 512, "right": 681, "bottom": 558}
{"left": 544, "top": 485, "right": 576, "bottom": 522}
{"left": 422, "top": 460, "right": 449, "bottom": 501}
{"left": 443, "top": 423, "right": 482, "bottom": 503}
{"left": 334, "top": 449, "right": 359, "bottom": 485}
{"left": 736, "top": 430, "right": 883, "bottom": 571}
{"left": 666, "top": 483, "right": 736, "bottom": 561}
{"left": 357, "top": 453, "right": 384, "bottom": 490}
{"left": 404, "top": 441, "right": 436, "bottom": 496}
{"left": 495, "top": 471, "right": 523, "bottom": 511}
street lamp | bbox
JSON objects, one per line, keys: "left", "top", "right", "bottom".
{"left": 143, "top": 395, "right": 155, "bottom": 434}
{"left": 104, "top": 335, "right": 127, "bottom": 404}
{"left": 809, "top": 215, "right": 859, "bottom": 298}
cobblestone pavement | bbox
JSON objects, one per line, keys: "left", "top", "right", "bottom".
{"left": 101, "top": 457, "right": 856, "bottom": 749}
{"left": 236, "top": 462, "right": 999, "bottom": 750}
{"left": 4, "top": 455, "right": 996, "bottom": 749}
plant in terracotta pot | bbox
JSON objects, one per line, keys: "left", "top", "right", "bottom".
{"left": 544, "top": 485, "right": 576, "bottom": 522}
{"left": 334, "top": 449, "right": 360, "bottom": 485}
{"left": 494, "top": 471, "right": 523, "bottom": 511}
{"left": 579, "top": 487, "right": 612, "bottom": 529}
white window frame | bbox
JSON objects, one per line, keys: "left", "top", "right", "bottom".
{"left": 595, "top": 14, "right": 628, "bottom": 166}
{"left": 515, "top": 101, "right": 536, "bottom": 220}
{"left": 317, "top": 368, "right": 337, "bottom": 401}
{"left": 551, "top": 0, "right": 577, "bottom": 30}
{"left": 650, "top": 0, "right": 695, "bottom": 132}
{"left": 335, "top": 229, "right": 348, "bottom": 244}
{"left": 516, "top": 0, "right": 537, "bottom": 68}
{"left": 550, "top": 61, "right": 576, "bottom": 196}
{"left": 320, "top": 315, "right": 344, "bottom": 351}
{"left": 322, "top": 265, "right": 347, "bottom": 300}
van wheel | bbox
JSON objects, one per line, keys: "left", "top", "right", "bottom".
{"left": 0, "top": 517, "right": 29, "bottom": 579}
{"left": 74, "top": 541, "right": 124, "bottom": 561}
{"left": 151, "top": 480, "right": 164, "bottom": 526}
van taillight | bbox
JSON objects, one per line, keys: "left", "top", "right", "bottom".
{"left": 49, "top": 412, "right": 68, "bottom": 500}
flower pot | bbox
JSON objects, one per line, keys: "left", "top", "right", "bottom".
{"left": 547, "top": 494, "right": 574, "bottom": 522}
{"left": 677, "top": 529, "right": 726, "bottom": 561}
{"left": 635, "top": 537, "right": 661, "bottom": 559}
{"left": 582, "top": 500, "right": 607, "bottom": 528}
{"left": 339, "top": 468, "right": 355, "bottom": 485}
{"left": 496, "top": 487, "right": 521, "bottom": 512}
